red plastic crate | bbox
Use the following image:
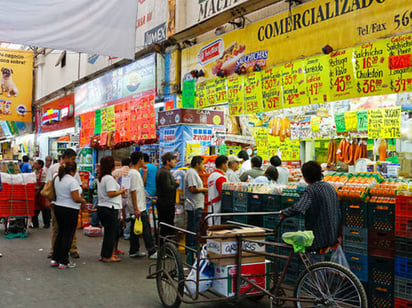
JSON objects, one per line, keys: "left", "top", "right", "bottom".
{"left": 368, "top": 229, "right": 395, "bottom": 259}
{"left": 0, "top": 183, "right": 35, "bottom": 201}
{"left": 395, "top": 297, "right": 412, "bottom": 308}
{"left": 396, "top": 196, "right": 412, "bottom": 216}
{"left": 0, "top": 200, "right": 35, "bottom": 217}
{"left": 395, "top": 216, "right": 412, "bottom": 238}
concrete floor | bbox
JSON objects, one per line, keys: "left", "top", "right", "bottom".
{"left": 0, "top": 225, "right": 293, "bottom": 308}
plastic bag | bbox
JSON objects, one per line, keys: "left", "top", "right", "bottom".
{"left": 282, "top": 231, "right": 314, "bottom": 253}
{"left": 185, "top": 246, "right": 214, "bottom": 295}
{"left": 331, "top": 245, "right": 350, "bottom": 269}
{"left": 133, "top": 217, "right": 143, "bottom": 235}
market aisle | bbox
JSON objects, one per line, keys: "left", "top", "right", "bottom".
{"left": 0, "top": 226, "right": 289, "bottom": 308}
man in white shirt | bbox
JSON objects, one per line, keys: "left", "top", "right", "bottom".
{"left": 270, "top": 155, "right": 290, "bottom": 185}
{"left": 47, "top": 149, "right": 81, "bottom": 259}
{"left": 226, "top": 155, "right": 242, "bottom": 183}
{"left": 128, "top": 151, "right": 156, "bottom": 259}
{"left": 184, "top": 156, "right": 208, "bottom": 247}
{"left": 207, "top": 155, "right": 228, "bottom": 226}
{"left": 238, "top": 150, "right": 251, "bottom": 176}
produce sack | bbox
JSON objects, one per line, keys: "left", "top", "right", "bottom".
{"left": 185, "top": 246, "right": 214, "bottom": 295}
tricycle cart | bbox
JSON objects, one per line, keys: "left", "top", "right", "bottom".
{"left": 147, "top": 211, "right": 367, "bottom": 308}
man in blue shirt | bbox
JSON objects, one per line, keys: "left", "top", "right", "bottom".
{"left": 140, "top": 154, "right": 158, "bottom": 197}
{"left": 21, "top": 155, "right": 32, "bottom": 173}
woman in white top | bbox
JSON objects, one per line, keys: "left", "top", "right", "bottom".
{"left": 253, "top": 166, "right": 279, "bottom": 184}
{"left": 51, "top": 162, "right": 86, "bottom": 269}
{"left": 97, "top": 156, "right": 125, "bottom": 263}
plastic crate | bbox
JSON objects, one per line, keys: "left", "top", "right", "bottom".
{"left": 232, "top": 191, "right": 248, "bottom": 208}
{"left": 396, "top": 257, "right": 412, "bottom": 279}
{"left": 368, "top": 202, "right": 395, "bottom": 231}
{"left": 0, "top": 200, "right": 35, "bottom": 217}
{"left": 396, "top": 196, "right": 412, "bottom": 217}
{"left": 262, "top": 194, "right": 281, "bottom": 212}
{"left": 395, "top": 277, "right": 412, "bottom": 301}
{"left": 247, "top": 193, "right": 263, "bottom": 212}
{"left": 368, "top": 229, "right": 395, "bottom": 258}
{"left": 396, "top": 237, "right": 412, "bottom": 258}
{"left": 342, "top": 226, "right": 368, "bottom": 255}
{"left": 232, "top": 215, "right": 248, "bottom": 224}
{"left": 263, "top": 215, "right": 281, "bottom": 230}
{"left": 395, "top": 216, "right": 412, "bottom": 238}
{"left": 395, "top": 297, "right": 412, "bottom": 308}
{"left": 221, "top": 190, "right": 233, "bottom": 212}
{"left": 280, "top": 216, "right": 305, "bottom": 236}
{"left": 0, "top": 183, "right": 35, "bottom": 201}
{"left": 281, "top": 195, "right": 300, "bottom": 208}
{"left": 342, "top": 201, "right": 368, "bottom": 228}
{"left": 233, "top": 205, "right": 248, "bottom": 213}
{"left": 368, "top": 283, "right": 394, "bottom": 308}
{"left": 345, "top": 251, "right": 368, "bottom": 282}
{"left": 368, "top": 256, "right": 395, "bottom": 287}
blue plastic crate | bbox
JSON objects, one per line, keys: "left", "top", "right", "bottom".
{"left": 280, "top": 216, "right": 305, "bottom": 237}
{"left": 396, "top": 257, "right": 412, "bottom": 280}
{"left": 346, "top": 251, "right": 368, "bottom": 282}
{"left": 232, "top": 191, "right": 248, "bottom": 207}
{"left": 263, "top": 215, "right": 281, "bottom": 230}
{"left": 343, "top": 226, "right": 368, "bottom": 255}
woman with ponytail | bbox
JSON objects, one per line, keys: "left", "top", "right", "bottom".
{"left": 50, "top": 162, "right": 86, "bottom": 269}
{"left": 97, "top": 156, "right": 125, "bottom": 262}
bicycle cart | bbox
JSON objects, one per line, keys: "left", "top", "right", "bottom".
{"left": 147, "top": 212, "right": 367, "bottom": 308}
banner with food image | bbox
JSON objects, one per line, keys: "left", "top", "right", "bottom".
{"left": 0, "top": 48, "right": 33, "bottom": 122}
{"left": 182, "top": 0, "right": 410, "bottom": 82}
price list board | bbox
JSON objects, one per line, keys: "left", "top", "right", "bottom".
{"left": 387, "top": 34, "right": 412, "bottom": 93}
{"left": 282, "top": 60, "right": 307, "bottom": 107}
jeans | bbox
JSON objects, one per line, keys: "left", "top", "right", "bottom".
{"left": 52, "top": 205, "right": 79, "bottom": 265}
{"left": 186, "top": 208, "right": 203, "bottom": 247}
{"left": 97, "top": 207, "right": 119, "bottom": 258}
{"left": 32, "top": 208, "right": 51, "bottom": 228}
{"left": 91, "top": 197, "right": 99, "bottom": 227}
{"left": 50, "top": 206, "right": 78, "bottom": 254}
{"left": 129, "top": 210, "right": 155, "bottom": 255}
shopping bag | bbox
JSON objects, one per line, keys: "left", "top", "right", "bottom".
{"left": 133, "top": 217, "right": 143, "bottom": 235}
{"left": 331, "top": 244, "right": 350, "bottom": 269}
{"left": 185, "top": 246, "right": 214, "bottom": 295}
{"left": 40, "top": 177, "right": 56, "bottom": 202}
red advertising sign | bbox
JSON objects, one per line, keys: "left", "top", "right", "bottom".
{"left": 40, "top": 94, "right": 75, "bottom": 133}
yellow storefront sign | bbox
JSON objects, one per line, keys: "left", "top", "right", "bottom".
{"left": 0, "top": 48, "right": 33, "bottom": 122}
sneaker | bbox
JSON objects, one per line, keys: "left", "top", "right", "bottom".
{"left": 148, "top": 252, "right": 157, "bottom": 260}
{"left": 58, "top": 262, "right": 76, "bottom": 269}
{"left": 50, "top": 260, "right": 58, "bottom": 267}
{"left": 129, "top": 251, "right": 146, "bottom": 258}
{"left": 70, "top": 251, "right": 80, "bottom": 259}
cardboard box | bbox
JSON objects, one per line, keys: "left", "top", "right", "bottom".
{"left": 158, "top": 108, "right": 224, "bottom": 127}
{"left": 212, "top": 261, "right": 270, "bottom": 297}
{"left": 207, "top": 226, "right": 266, "bottom": 266}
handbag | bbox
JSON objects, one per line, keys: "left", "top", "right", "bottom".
{"left": 40, "top": 177, "right": 56, "bottom": 202}
{"left": 133, "top": 217, "right": 143, "bottom": 235}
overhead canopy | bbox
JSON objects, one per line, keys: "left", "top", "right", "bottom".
{"left": 0, "top": 0, "right": 138, "bottom": 59}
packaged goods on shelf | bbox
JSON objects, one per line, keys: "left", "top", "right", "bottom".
{"left": 221, "top": 182, "right": 282, "bottom": 195}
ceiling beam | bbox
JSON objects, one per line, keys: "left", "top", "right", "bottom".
{"left": 170, "top": 0, "right": 284, "bottom": 43}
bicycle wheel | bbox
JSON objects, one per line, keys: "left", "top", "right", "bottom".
{"left": 294, "top": 261, "right": 367, "bottom": 308}
{"left": 156, "top": 242, "right": 184, "bottom": 308}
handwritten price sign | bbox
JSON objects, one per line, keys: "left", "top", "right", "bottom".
{"left": 387, "top": 35, "right": 412, "bottom": 94}
{"left": 255, "top": 128, "right": 269, "bottom": 160}
{"left": 195, "top": 81, "right": 207, "bottom": 108}
{"left": 282, "top": 60, "right": 307, "bottom": 107}
{"left": 305, "top": 55, "right": 330, "bottom": 104}
{"left": 383, "top": 107, "right": 401, "bottom": 138}
{"left": 329, "top": 48, "right": 357, "bottom": 101}
{"left": 243, "top": 72, "right": 263, "bottom": 114}
{"left": 368, "top": 109, "right": 385, "bottom": 138}
{"left": 262, "top": 67, "right": 282, "bottom": 111}
{"left": 356, "top": 110, "right": 368, "bottom": 131}
{"left": 215, "top": 78, "right": 228, "bottom": 105}
{"left": 354, "top": 40, "right": 390, "bottom": 97}
{"left": 344, "top": 112, "right": 357, "bottom": 131}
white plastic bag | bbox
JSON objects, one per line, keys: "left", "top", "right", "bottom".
{"left": 185, "top": 246, "right": 214, "bottom": 295}
{"left": 331, "top": 245, "right": 350, "bottom": 269}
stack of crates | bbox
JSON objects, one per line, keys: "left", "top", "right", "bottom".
{"left": 394, "top": 196, "right": 412, "bottom": 307}
{"left": 367, "top": 200, "right": 396, "bottom": 308}
{"left": 342, "top": 201, "right": 369, "bottom": 285}
{"left": 247, "top": 193, "right": 264, "bottom": 227}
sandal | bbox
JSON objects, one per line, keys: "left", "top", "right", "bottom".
{"left": 114, "top": 249, "right": 125, "bottom": 255}
{"left": 101, "top": 256, "right": 122, "bottom": 263}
